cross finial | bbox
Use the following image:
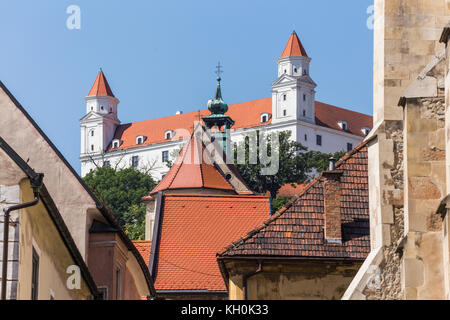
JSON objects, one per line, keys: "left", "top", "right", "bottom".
{"left": 215, "top": 62, "right": 223, "bottom": 80}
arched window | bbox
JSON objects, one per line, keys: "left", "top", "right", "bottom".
{"left": 361, "top": 127, "right": 371, "bottom": 136}
{"left": 260, "top": 113, "right": 270, "bottom": 123}
{"left": 136, "top": 135, "right": 145, "bottom": 145}
{"left": 338, "top": 121, "right": 348, "bottom": 131}
{"left": 165, "top": 130, "right": 173, "bottom": 140}
{"left": 112, "top": 139, "right": 120, "bottom": 149}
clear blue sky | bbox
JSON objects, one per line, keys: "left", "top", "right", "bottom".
{"left": 0, "top": 0, "right": 374, "bottom": 173}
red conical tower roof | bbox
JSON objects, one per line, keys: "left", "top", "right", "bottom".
{"left": 150, "top": 126, "right": 236, "bottom": 195}
{"left": 88, "top": 69, "right": 115, "bottom": 97}
{"left": 281, "top": 31, "right": 308, "bottom": 58}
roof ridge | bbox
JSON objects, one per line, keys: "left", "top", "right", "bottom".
{"left": 217, "top": 141, "right": 369, "bottom": 257}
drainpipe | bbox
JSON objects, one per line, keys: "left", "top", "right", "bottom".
{"left": 242, "top": 260, "right": 263, "bottom": 300}
{"left": 1, "top": 173, "right": 43, "bottom": 300}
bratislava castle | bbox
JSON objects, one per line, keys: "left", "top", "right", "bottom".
{"left": 80, "top": 32, "right": 372, "bottom": 179}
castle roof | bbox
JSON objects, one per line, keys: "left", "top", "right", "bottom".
{"left": 148, "top": 194, "right": 271, "bottom": 292}
{"left": 217, "top": 140, "right": 371, "bottom": 260}
{"left": 107, "top": 98, "right": 373, "bottom": 152}
{"left": 281, "top": 31, "right": 308, "bottom": 58}
{"left": 88, "top": 69, "right": 115, "bottom": 97}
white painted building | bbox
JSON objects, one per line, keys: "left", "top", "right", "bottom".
{"left": 80, "top": 32, "right": 372, "bottom": 180}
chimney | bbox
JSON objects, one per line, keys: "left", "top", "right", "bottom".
{"left": 323, "top": 159, "right": 343, "bottom": 244}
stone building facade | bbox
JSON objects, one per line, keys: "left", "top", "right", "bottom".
{"left": 343, "top": 0, "right": 450, "bottom": 300}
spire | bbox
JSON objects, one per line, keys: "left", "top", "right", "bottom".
{"left": 88, "top": 69, "right": 115, "bottom": 97}
{"left": 207, "top": 77, "right": 229, "bottom": 115}
{"left": 281, "top": 31, "right": 308, "bottom": 58}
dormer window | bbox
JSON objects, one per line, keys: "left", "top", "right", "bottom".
{"left": 112, "top": 139, "right": 120, "bottom": 149}
{"left": 261, "top": 113, "right": 270, "bottom": 123}
{"left": 165, "top": 130, "right": 173, "bottom": 140}
{"left": 361, "top": 127, "right": 371, "bottom": 136}
{"left": 338, "top": 121, "right": 348, "bottom": 131}
{"left": 136, "top": 135, "right": 145, "bottom": 145}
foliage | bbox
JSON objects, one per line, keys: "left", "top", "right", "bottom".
{"left": 83, "top": 167, "right": 156, "bottom": 240}
{"left": 304, "top": 150, "right": 347, "bottom": 173}
{"left": 270, "top": 196, "right": 291, "bottom": 213}
{"left": 234, "top": 130, "right": 348, "bottom": 200}
{"left": 234, "top": 130, "right": 309, "bottom": 199}
{"left": 165, "top": 146, "right": 184, "bottom": 169}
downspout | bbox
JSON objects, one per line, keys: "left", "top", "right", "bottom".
{"left": 243, "top": 260, "right": 263, "bottom": 300}
{"left": 1, "top": 173, "right": 43, "bottom": 300}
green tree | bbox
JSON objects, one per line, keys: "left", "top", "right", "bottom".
{"left": 234, "top": 130, "right": 348, "bottom": 202}
{"left": 234, "top": 130, "right": 309, "bottom": 199}
{"left": 83, "top": 167, "right": 156, "bottom": 240}
{"left": 304, "top": 150, "right": 347, "bottom": 172}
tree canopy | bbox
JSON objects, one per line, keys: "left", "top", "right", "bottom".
{"left": 83, "top": 167, "right": 157, "bottom": 240}
{"left": 234, "top": 130, "right": 348, "bottom": 201}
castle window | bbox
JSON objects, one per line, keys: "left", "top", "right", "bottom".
{"left": 316, "top": 135, "right": 322, "bottom": 146}
{"left": 338, "top": 121, "right": 348, "bottom": 131}
{"left": 131, "top": 156, "right": 139, "bottom": 168}
{"left": 347, "top": 143, "right": 353, "bottom": 152}
{"left": 112, "top": 139, "right": 120, "bottom": 149}
{"left": 101, "top": 106, "right": 104, "bottom": 110}
{"left": 361, "top": 127, "right": 371, "bottom": 136}
{"left": 103, "top": 161, "right": 111, "bottom": 168}
{"left": 283, "top": 94, "right": 287, "bottom": 101}
{"left": 162, "top": 151, "right": 169, "bottom": 162}
{"left": 294, "top": 67, "right": 298, "bottom": 73}
{"left": 136, "top": 135, "right": 145, "bottom": 145}
{"left": 283, "top": 110, "right": 287, "bottom": 117}
{"left": 284, "top": 69, "right": 287, "bottom": 74}
{"left": 304, "top": 134, "right": 307, "bottom": 141}
{"left": 91, "top": 145, "right": 94, "bottom": 151}
{"left": 303, "top": 110, "right": 306, "bottom": 117}
{"left": 91, "top": 130, "right": 94, "bottom": 137}
{"left": 261, "top": 113, "right": 269, "bottom": 123}
{"left": 303, "top": 94, "right": 306, "bottom": 101}
{"left": 303, "top": 69, "right": 307, "bottom": 75}
{"left": 165, "top": 130, "right": 173, "bottom": 140}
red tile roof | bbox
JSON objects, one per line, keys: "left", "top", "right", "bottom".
{"left": 88, "top": 70, "right": 115, "bottom": 97}
{"left": 133, "top": 240, "right": 152, "bottom": 266}
{"left": 218, "top": 141, "right": 370, "bottom": 260}
{"left": 153, "top": 194, "right": 271, "bottom": 292}
{"left": 281, "top": 31, "right": 308, "bottom": 58}
{"left": 107, "top": 98, "right": 372, "bottom": 152}
{"left": 276, "top": 183, "right": 309, "bottom": 198}
{"left": 150, "top": 127, "right": 236, "bottom": 195}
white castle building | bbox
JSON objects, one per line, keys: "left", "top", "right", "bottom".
{"left": 80, "top": 32, "right": 372, "bottom": 180}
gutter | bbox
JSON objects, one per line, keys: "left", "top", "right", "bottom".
{"left": 1, "top": 173, "right": 43, "bottom": 300}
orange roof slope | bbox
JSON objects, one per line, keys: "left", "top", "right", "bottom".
{"left": 153, "top": 194, "right": 271, "bottom": 292}
{"left": 133, "top": 240, "right": 152, "bottom": 265}
{"left": 108, "top": 98, "right": 372, "bottom": 152}
{"left": 281, "top": 31, "right": 308, "bottom": 58}
{"left": 150, "top": 128, "right": 235, "bottom": 194}
{"left": 88, "top": 70, "right": 115, "bottom": 97}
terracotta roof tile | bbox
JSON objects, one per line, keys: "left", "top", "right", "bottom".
{"left": 88, "top": 70, "right": 115, "bottom": 97}
{"left": 281, "top": 31, "right": 308, "bottom": 58}
{"left": 150, "top": 127, "right": 239, "bottom": 195}
{"left": 218, "top": 141, "right": 370, "bottom": 260}
{"left": 107, "top": 98, "right": 372, "bottom": 152}
{"left": 133, "top": 240, "right": 152, "bottom": 266}
{"left": 153, "top": 194, "right": 270, "bottom": 292}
